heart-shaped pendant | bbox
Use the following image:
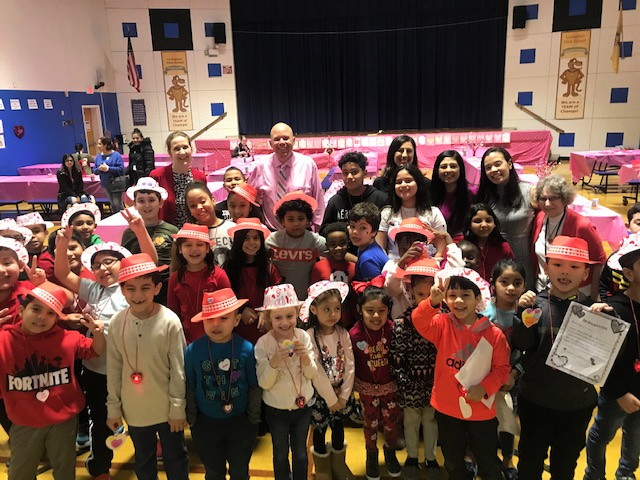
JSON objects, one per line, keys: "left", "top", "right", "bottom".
{"left": 522, "top": 308, "right": 542, "bottom": 328}
{"left": 295, "top": 396, "right": 306, "bottom": 408}
{"left": 634, "top": 359, "right": 640, "bottom": 373}
{"left": 218, "top": 358, "right": 231, "bottom": 371}
{"left": 105, "top": 431, "right": 130, "bottom": 450}
{"left": 36, "top": 389, "right": 49, "bottom": 402}
{"left": 223, "top": 402, "right": 234, "bottom": 414}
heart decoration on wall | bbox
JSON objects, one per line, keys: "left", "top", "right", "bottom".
{"left": 13, "top": 125, "right": 25, "bottom": 139}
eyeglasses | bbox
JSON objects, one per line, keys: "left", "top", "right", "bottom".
{"left": 91, "top": 257, "right": 120, "bottom": 270}
{"left": 539, "top": 195, "right": 561, "bottom": 203}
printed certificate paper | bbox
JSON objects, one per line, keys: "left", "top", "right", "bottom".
{"left": 546, "top": 302, "right": 629, "bottom": 386}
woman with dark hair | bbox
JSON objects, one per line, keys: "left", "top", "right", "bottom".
{"left": 93, "top": 136, "right": 125, "bottom": 213}
{"left": 127, "top": 128, "right": 155, "bottom": 185}
{"left": 72, "top": 143, "right": 93, "bottom": 174}
{"left": 476, "top": 147, "right": 536, "bottom": 287}
{"left": 57, "top": 154, "right": 93, "bottom": 211}
{"left": 150, "top": 131, "right": 207, "bottom": 228}
{"left": 374, "top": 135, "right": 430, "bottom": 193}
{"left": 376, "top": 163, "right": 446, "bottom": 260}
{"left": 431, "top": 150, "right": 475, "bottom": 239}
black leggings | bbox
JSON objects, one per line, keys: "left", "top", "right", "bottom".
{"left": 313, "top": 419, "right": 345, "bottom": 454}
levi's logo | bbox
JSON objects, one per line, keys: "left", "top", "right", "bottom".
{"left": 271, "top": 247, "right": 317, "bottom": 262}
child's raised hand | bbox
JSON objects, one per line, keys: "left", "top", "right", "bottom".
{"left": 269, "top": 347, "right": 290, "bottom": 369}
{"left": 398, "top": 241, "right": 424, "bottom": 269}
{"left": 21, "top": 256, "right": 46, "bottom": 286}
{"left": 590, "top": 303, "right": 614, "bottom": 314}
{"left": 465, "top": 384, "right": 487, "bottom": 402}
{"left": 65, "top": 313, "right": 85, "bottom": 330}
{"left": 107, "top": 417, "right": 123, "bottom": 432}
{"left": 518, "top": 290, "right": 537, "bottom": 308}
{"left": 293, "top": 340, "right": 311, "bottom": 365}
{"left": 242, "top": 306, "right": 258, "bottom": 325}
{"left": 430, "top": 276, "right": 449, "bottom": 307}
{"left": 121, "top": 207, "right": 144, "bottom": 231}
{"left": 80, "top": 312, "right": 104, "bottom": 334}
{"left": 56, "top": 226, "right": 73, "bottom": 246}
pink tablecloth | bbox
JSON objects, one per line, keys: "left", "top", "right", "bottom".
{"left": 17, "top": 161, "right": 172, "bottom": 176}
{"left": 197, "top": 130, "right": 551, "bottom": 170}
{"left": 613, "top": 163, "right": 640, "bottom": 185}
{"left": 569, "top": 195, "right": 628, "bottom": 247}
{"left": 569, "top": 150, "right": 640, "bottom": 183}
{"left": 0, "top": 175, "right": 104, "bottom": 202}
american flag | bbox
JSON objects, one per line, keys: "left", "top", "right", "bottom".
{"left": 127, "top": 37, "right": 140, "bottom": 92}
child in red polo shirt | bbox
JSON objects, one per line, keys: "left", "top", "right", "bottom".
{"left": 412, "top": 268, "right": 510, "bottom": 480}
{"left": 0, "top": 282, "right": 104, "bottom": 480}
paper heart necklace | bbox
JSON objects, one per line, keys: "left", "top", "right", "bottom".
{"left": 627, "top": 294, "right": 640, "bottom": 373}
{"left": 272, "top": 330, "right": 306, "bottom": 409}
{"left": 21, "top": 332, "right": 51, "bottom": 402}
{"left": 122, "top": 309, "right": 143, "bottom": 384}
{"left": 208, "top": 336, "right": 236, "bottom": 413}
{"left": 106, "top": 431, "right": 130, "bottom": 450}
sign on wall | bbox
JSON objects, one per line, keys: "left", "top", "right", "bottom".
{"left": 131, "top": 99, "right": 147, "bottom": 126}
{"left": 555, "top": 30, "right": 591, "bottom": 120}
{"left": 161, "top": 51, "right": 193, "bottom": 131}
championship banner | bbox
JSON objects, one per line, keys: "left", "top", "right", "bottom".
{"left": 555, "top": 30, "right": 591, "bottom": 120}
{"left": 162, "top": 51, "right": 193, "bottom": 130}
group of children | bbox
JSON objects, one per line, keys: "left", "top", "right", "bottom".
{"left": 0, "top": 154, "right": 638, "bottom": 480}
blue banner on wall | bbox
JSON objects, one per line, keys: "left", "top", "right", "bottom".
{"left": 131, "top": 99, "right": 147, "bottom": 126}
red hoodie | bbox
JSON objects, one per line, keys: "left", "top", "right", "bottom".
{"left": 411, "top": 301, "right": 511, "bottom": 421}
{"left": 0, "top": 323, "right": 97, "bottom": 427}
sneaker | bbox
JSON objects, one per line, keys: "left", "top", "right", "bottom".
{"left": 76, "top": 434, "right": 90, "bottom": 448}
{"left": 465, "top": 459, "right": 478, "bottom": 480}
{"left": 383, "top": 447, "right": 402, "bottom": 478}
{"left": 504, "top": 467, "right": 518, "bottom": 480}
{"left": 402, "top": 457, "right": 420, "bottom": 480}
{"left": 424, "top": 459, "right": 441, "bottom": 470}
{"left": 366, "top": 450, "right": 380, "bottom": 480}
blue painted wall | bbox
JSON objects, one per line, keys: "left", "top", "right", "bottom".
{"left": 0, "top": 90, "right": 120, "bottom": 176}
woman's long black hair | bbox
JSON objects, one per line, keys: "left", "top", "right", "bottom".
{"left": 476, "top": 147, "right": 524, "bottom": 210}
{"left": 431, "top": 150, "right": 472, "bottom": 234}
{"left": 223, "top": 228, "right": 270, "bottom": 294}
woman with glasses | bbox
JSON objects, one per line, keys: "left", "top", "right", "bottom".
{"left": 531, "top": 174, "right": 606, "bottom": 299}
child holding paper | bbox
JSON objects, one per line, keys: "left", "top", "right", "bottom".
{"left": 585, "top": 233, "right": 640, "bottom": 480}
{"left": 411, "top": 267, "right": 510, "bottom": 480}
{"left": 512, "top": 236, "right": 599, "bottom": 480}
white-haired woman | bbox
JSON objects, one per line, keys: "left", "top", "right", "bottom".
{"left": 531, "top": 174, "right": 606, "bottom": 299}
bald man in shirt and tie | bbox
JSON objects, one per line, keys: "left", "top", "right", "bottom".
{"left": 248, "top": 122, "right": 325, "bottom": 231}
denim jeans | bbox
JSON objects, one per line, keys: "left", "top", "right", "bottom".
{"left": 585, "top": 394, "right": 640, "bottom": 480}
{"left": 128, "top": 422, "right": 189, "bottom": 480}
{"left": 265, "top": 405, "right": 311, "bottom": 480}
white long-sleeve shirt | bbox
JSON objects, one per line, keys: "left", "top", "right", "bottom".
{"left": 255, "top": 328, "right": 317, "bottom": 410}
{"left": 107, "top": 305, "right": 186, "bottom": 426}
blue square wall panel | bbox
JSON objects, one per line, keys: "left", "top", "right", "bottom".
{"left": 210, "top": 103, "right": 225, "bottom": 116}
{"left": 205, "top": 23, "right": 215, "bottom": 37}
{"left": 606, "top": 132, "right": 624, "bottom": 148}
{"left": 558, "top": 133, "right": 575, "bottom": 147}
{"left": 622, "top": 0, "right": 636, "bottom": 10}
{"left": 520, "top": 48, "right": 536, "bottom": 64}
{"left": 621, "top": 41, "right": 633, "bottom": 57}
{"left": 526, "top": 4, "right": 539, "bottom": 19}
{"left": 518, "top": 91, "right": 533, "bottom": 106}
{"left": 610, "top": 87, "right": 629, "bottom": 103}
{"left": 569, "top": 0, "right": 587, "bottom": 16}
{"left": 164, "top": 23, "right": 179, "bottom": 39}
{"left": 208, "top": 64, "right": 222, "bottom": 77}
{"left": 122, "top": 23, "right": 137, "bottom": 37}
